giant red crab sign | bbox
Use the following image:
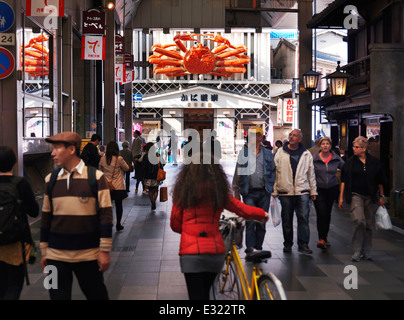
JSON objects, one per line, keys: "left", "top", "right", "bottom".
{"left": 148, "top": 33, "right": 250, "bottom": 77}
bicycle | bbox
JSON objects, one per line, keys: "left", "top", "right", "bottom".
{"left": 211, "top": 217, "right": 287, "bottom": 300}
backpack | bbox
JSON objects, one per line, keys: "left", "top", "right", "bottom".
{"left": 0, "top": 176, "right": 25, "bottom": 245}
{"left": 47, "top": 166, "right": 99, "bottom": 212}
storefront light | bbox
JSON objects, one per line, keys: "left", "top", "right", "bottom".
{"left": 325, "top": 61, "right": 351, "bottom": 96}
{"left": 302, "top": 69, "right": 321, "bottom": 91}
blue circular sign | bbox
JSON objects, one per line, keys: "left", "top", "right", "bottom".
{"left": 0, "top": 1, "right": 15, "bottom": 33}
{"left": 0, "top": 47, "right": 15, "bottom": 79}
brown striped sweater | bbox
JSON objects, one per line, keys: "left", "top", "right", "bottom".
{"left": 40, "top": 161, "right": 113, "bottom": 263}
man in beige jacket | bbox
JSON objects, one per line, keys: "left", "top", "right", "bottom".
{"left": 273, "top": 129, "right": 317, "bottom": 254}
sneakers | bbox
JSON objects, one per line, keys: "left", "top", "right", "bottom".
{"left": 317, "top": 239, "right": 327, "bottom": 250}
{"left": 351, "top": 251, "right": 361, "bottom": 262}
{"left": 283, "top": 246, "right": 292, "bottom": 253}
{"left": 361, "top": 253, "right": 372, "bottom": 261}
{"left": 298, "top": 246, "right": 313, "bottom": 254}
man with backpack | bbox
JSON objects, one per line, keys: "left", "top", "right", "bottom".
{"left": 0, "top": 146, "right": 39, "bottom": 300}
{"left": 80, "top": 133, "right": 103, "bottom": 168}
{"left": 40, "top": 132, "right": 113, "bottom": 300}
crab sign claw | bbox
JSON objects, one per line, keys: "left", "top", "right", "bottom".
{"left": 203, "top": 34, "right": 236, "bottom": 49}
{"left": 173, "top": 34, "right": 200, "bottom": 52}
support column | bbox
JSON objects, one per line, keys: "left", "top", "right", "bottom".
{"left": 104, "top": 1, "right": 116, "bottom": 143}
{"left": 124, "top": 26, "right": 133, "bottom": 144}
{"left": 61, "top": 16, "right": 73, "bottom": 132}
{"left": 298, "top": 0, "right": 313, "bottom": 148}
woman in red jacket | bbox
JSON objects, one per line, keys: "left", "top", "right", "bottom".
{"left": 170, "top": 154, "right": 269, "bottom": 300}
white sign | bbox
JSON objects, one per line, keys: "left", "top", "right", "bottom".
{"left": 277, "top": 99, "right": 283, "bottom": 125}
{"left": 26, "top": 0, "right": 64, "bottom": 17}
{"left": 283, "top": 98, "right": 296, "bottom": 124}
{"left": 81, "top": 35, "right": 105, "bottom": 60}
{"left": 0, "top": 33, "right": 15, "bottom": 46}
{"left": 115, "top": 63, "right": 125, "bottom": 83}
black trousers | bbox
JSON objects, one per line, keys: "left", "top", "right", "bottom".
{"left": 184, "top": 272, "right": 217, "bottom": 300}
{"left": 46, "top": 259, "right": 109, "bottom": 300}
{"left": 0, "top": 261, "right": 25, "bottom": 300}
{"left": 313, "top": 186, "right": 339, "bottom": 240}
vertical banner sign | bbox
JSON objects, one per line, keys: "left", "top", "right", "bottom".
{"left": 82, "top": 9, "right": 106, "bottom": 35}
{"left": 283, "top": 98, "right": 295, "bottom": 124}
{"left": 277, "top": 99, "right": 283, "bottom": 125}
{"left": 81, "top": 35, "right": 106, "bottom": 60}
{"left": 26, "top": 0, "right": 64, "bottom": 17}
{"left": 122, "top": 53, "right": 133, "bottom": 84}
{"left": 115, "top": 35, "right": 125, "bottom": 56}
{"left": 115, "top": 64, "right": 125, "bottom": 83}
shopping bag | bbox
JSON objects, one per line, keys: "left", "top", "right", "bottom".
{"left": 160, "top": 186, "right": 168, "bottom": 202}
{"left": 157, "top": 163, "right": 166, "bottom": 182}
{"left": 375, "top": 205, "right": 392, "bottom": 230}
{"left": 270, "top": 196, "right": 282, "bottom": 227}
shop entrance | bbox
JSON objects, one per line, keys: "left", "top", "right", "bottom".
{"left": 184, "top": 109, "right": 214, "bottom": 141}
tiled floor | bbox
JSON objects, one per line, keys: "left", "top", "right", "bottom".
{"left": 21, "top": 158, "right": 404, "bottom": 300}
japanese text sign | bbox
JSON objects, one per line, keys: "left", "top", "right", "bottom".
{"left": 26, "top": 0, "right": 64, "bottom": 17}
{"left": 82, "top": 9, "right": 105, "bottom": 35}
{"left": 115, "top": 35, "right": 125, "bottom": 56}
{"left": 283, "top": 99, "right": 296, "bottom": 124}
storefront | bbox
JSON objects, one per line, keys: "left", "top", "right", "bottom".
{"left": 135, "top": 85, "right": 275, "bottom": 155}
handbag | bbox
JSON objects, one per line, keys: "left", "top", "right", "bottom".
{"left": 375, "top": 205, "right": 393, "bottom": 230}
{"left": 160, "top": 186, "right": 168, "bottom": 202}
{"left": 270, "top": 196, "right": 282, "bottom": 227}
{"left": 108, "top": 157, "right": 118, "bottom": 190}
{"left": 157, "top": 162, "right": 166, "bottom": 182}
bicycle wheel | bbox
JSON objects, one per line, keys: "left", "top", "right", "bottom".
{"left": 211, "top": 260, "right": 242, "bottom": 300}
{"left": 256, "top": 273, "right": 287, "bottom": 300}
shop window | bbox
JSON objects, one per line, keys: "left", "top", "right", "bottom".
{"left": 24, "top": 98, "right": 52, "bottom": 138}
{"left": 21, "top": 18, "right": 52, "bottom": 98}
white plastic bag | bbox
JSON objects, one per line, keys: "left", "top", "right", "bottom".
{"left": 270, "top": 196, "right": 282, "bottom": 227}
{"left": 375, "top": 205, "right": 393, "bottom": 230}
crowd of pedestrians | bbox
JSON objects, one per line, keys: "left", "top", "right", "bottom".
{"left": 0, "top": 127, "right": 387, "bottom": 300}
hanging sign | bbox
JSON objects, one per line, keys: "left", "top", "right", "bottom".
{"left": 26, "top": 0, "right": 64, "bottom": 17}
{"left": 121, "top": 53, "right": 133, "bottom": 84}
{"left": 115, "top": 35, "right": 125, "bottom": 56}
{"left": 115, "top": 63, "right": 125, "bottom": 83}
{"left": 0, "top": 1, "right": 15, "bottom": 32}
{"left": 0, "top": 46, "right": 15, "bottom": 79}
{"left": 277, "top": 99, "right": 283, "bottom": 125}
{"left": 81, "top": 35, "right": 106, "bottom": 60}
{"left": 283, "top": 98, "right": 296, "bottom": 124}
{"left": 82, "top": 9, "right": 105, "bottom": 35}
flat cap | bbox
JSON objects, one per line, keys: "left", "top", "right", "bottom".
{"left": 45, "top": 132, "right": 81, "bottom": 147}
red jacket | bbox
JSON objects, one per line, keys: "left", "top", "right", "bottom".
{"left": 170, "top": 195, "right": 265, "bottom": 255}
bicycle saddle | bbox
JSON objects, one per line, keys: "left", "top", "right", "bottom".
{"left": 245, "top": 250, "right": 272, "bottom": 263}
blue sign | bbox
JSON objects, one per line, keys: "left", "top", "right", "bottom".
{"left": 270, "top": 31, "right": 298, "bottom": 39}
{"left": 0, "top": 46, "right": 15, "bottom": 79}
{"left": 0, "top": 1, "right": 15, "bottom": 33}
{"left": 133, "top": 94, "right": 142, "bottom": 101}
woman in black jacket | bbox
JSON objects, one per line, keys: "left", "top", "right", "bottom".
{"left": 338, "top": 136, "right": 386, "bottom": 262}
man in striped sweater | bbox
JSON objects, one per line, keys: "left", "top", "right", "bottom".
{"left": 40, "top": 132, "right": 113, "bottom": 300}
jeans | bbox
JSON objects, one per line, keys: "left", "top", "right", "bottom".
{"left": 313, "top": 186, "right": 338, "bottom": 240}
{"left": 46, "top": 259, "right": 109, "bottom": 300}
{"left": 279, "top": 194, "right": 311, "bottom": 248}
{"left": 243, "top": 189, "right": 270, "bottom": 253}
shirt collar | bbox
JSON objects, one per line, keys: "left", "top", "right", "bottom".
{"left": 58, "top": 159, "right": 85, "bottom": 176}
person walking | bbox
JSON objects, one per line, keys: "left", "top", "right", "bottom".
{"left": 40, "top": 132, "right": 113, "bottom": 300}
{"left": 100, "top": 141, "right": 129, "bottom": 232}
{"left": 170, "top": 152, "right": 269, "bottom": 300}
{"left": 273, "top": 129, "right": 317, "bottom": 254}
{"left": 133, "top": 154, "right": 144, "bottom": 194}
{"left": 312, "top": 137, "right": 344, "bottom": 250}
{"left": 232, "top": 126, "right": 276, "bottom": 256}
{"left": 0, "top": 146, "right": 39, "bottom": 300}
{"left": 120, "top": 141, "right": 133, "bottom": 192}
{"left": 338, "top": 136, "right": 386, "bottom": 262}
{"left": 142, "top": 142, "right": 163, "bottom": 210}
{"left": 80, "top": 133, "right": 103, "bottom": 168}
{"left": 131, "top": 130, "right": 143, "bottom": 158}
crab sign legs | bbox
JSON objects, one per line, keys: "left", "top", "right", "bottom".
{"left": 21, "top": 34, "right": 50, "bottom": 78}
{"left": 148, "top": 33, "right": 250, "bottom": 77}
